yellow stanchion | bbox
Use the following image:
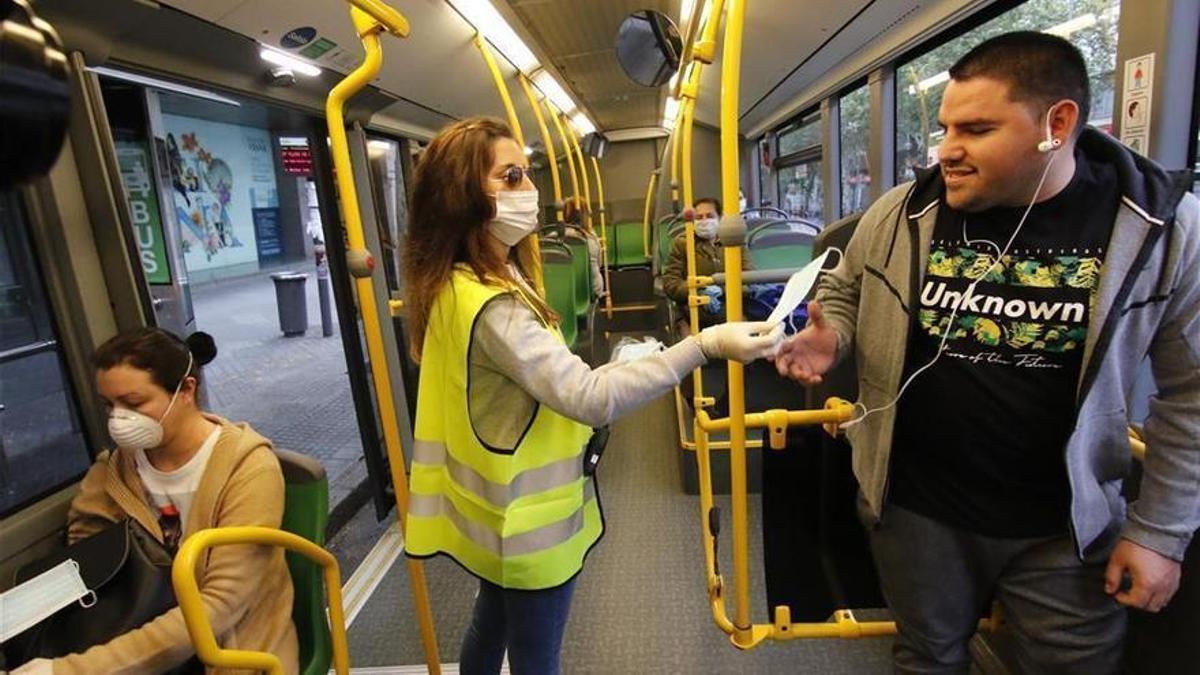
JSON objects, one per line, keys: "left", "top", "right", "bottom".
{"left": 518, "top": 74, "right": 564, "bottom": 222}
{"left": 172, "top": 527, "right": 351, "bottom": 675}
{"left": 564, "top": 113, "right": 594, "bottom": 230}
{"left": 546, "top": 98, "right": 581, "bottom": 205}
{"left": 716, "top": 0, "right": 754, "bottom": 647}
{"left": 473, "top": 34, "right": 524, "bottom": 148}
{"left": 642, "top": 170, "right": 660, "bottom": 258}
{"left": 326, "top": 6, "right": 440, "bottom": 672}
{"left": 590, "top": 155, "right": 612, "bottom": 301}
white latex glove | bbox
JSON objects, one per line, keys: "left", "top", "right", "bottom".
{"left": 698, "top": 321, "right": 785, "bottom": 364}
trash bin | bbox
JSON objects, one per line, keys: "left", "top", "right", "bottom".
{"left": 271, "top": 272, "right": 309, "bottom": 337}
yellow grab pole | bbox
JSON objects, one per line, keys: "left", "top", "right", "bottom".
{"left": 642, "top": 170, "right": 659, "bottom": 257}
{"left": 474, "top": 33, "right": 524, "bottom": 148}
{"left": 590, "top": 155, "right": 612, "bottom": 301}
{"left": 472, "top": 33, "right": 542, "bottom": 292}
{"left": 326, "top": 8, "right": 441, "bottom": 673}
{"left": 590, "top": 156, "right": 607, "bottom": 233}
{"left": 173, "top": 527, "right": 352, "bottom": 675}
{"left": 519, "top": 74, "right": 564, "bottom": 222}
{"left": 547, "top": 99, "right": 581, "bottom": 207}
{"left": 564, "top": 114, "right": 594, "bottom": 230}
{"left": 716, "top": 0, "right": 752, "bottom": 647}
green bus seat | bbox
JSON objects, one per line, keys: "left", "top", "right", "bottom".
{"left": 274, "top": 448, "right": 332, "bottom": 675}
{"left": 563, "top": 236, "right": 592, "bottom": 320}
{"left": 540, "top": 242, "right": 578, "bottom": 348}
{"left": 612, "top": 221, "right": 650, "bottom": 268}
{"left": 747, "top": 223, "right": 817, "bottom": 271}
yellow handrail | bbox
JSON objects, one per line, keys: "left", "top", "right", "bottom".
{"left": 326, "top": 6, "right": 441, "bottom": 672}
{"left": 642, "top": 170, "right": 660, "bottom": 257}
{"left": 171, "top": 527, "right": 350, "bottom": 675}
{"left": 472, "top": 33, "right": 543, "bottom": 292}
{"left": 474, "top": 34, "right": 525, "bottom": 148}
{"left": 518, "top": 74, "right": 563, "bottom": 222}
{"left": 546, "top": 98, "right": 581, "bottom": 205}
{"left": 564, "top": 113, "right": 594, "bottom": 230}
{"left": 717, "top": 0, "right": 753, "bottom": 646}
{"left": 590, "top": 155, "right": 612, "bottom": 301}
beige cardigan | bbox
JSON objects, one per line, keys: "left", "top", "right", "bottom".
{"left": 57, "top": 416, "right": 299, "bottom": 674}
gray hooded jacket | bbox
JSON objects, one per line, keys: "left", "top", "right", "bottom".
{"left": 816, "top": 128, "right": 1200, "bottom": 560}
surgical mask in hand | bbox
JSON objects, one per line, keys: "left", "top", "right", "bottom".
{"left": 694, "top": 217, "right": 719, "bottom": 240}
{"left": 0, "top": 559, "right": 92, "bottom": 642}
{"left": 488, "top": 189, "right": 540, "bottom": 246}
{"left": 766, "top": 248, "right": 839, "bottom": 326}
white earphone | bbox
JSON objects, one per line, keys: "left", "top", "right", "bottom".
{"left": 1037, "top": 105, "right": 1063, "bottom": 153}
{"left": 839, "top": 105, "right": 1064, "bottom": 431}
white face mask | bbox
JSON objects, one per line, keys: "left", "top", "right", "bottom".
{"left": 0, "top": 559, "right": 92, "bottom": 642}
{"left": 766, "top": 248, "right": 837, "bottom": 326}
{"left": 694, "top": 217, "right": 719, "bottom": 240}
{"left": 107, "top": 352, "right": 191, "bottom": 451}
{"left": 487, "top": 189, "right": 540, "bottom": 247}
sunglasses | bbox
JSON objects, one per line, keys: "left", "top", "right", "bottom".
{"left": 488, "top": 165, "right": 535, "bottom": 188}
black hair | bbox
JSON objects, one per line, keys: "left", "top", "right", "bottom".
{"left": 949, "top": 31, "right": 1090, "bottom": 136}
{"left": 694, "top": 197, "right": 722, "bottom": 216}
{"left": 92, "top": 327, "right": 217, "bottom": 393}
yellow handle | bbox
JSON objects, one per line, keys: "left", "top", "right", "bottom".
{"left": 172, "top": 527, "right": 350, "bottom": 675}
{"left": 327, "top": 5, "right": 442, "bottom": 672}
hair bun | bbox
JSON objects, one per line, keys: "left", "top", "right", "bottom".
{"left": 185, "top": 331, "right": 218, "bottom": 366}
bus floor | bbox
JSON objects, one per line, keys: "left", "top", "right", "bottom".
{"left": 333, "top": 392, "right": 898, "bottom": 673}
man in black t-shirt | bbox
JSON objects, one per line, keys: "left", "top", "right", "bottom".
{"left": 774, "top": 32, "right": 1200, "bottom": 674}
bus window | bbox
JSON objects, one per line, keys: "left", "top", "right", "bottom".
{"left": 896, "top": 0, "right": 1122, "bottom": 182}
{"left": 0, "top": 190, "right": 91, "bottom": 516}
{"left": 839, "top": 84, "right": 871, "bottom": 217}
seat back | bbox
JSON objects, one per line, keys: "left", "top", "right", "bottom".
{"left": 747, "top": 221, "right": 817, "bottom": 271}
{"left": 612, "top": 221, "right": 650, "bottom": 267}
{"left": 540, "top": 241, "right": 578, "bottom": 348}
{"left": 563, "top": 234, "right": 592, "bottom": 319}
{"left": 274, "top": 448, "right": 332, "bottom": 675}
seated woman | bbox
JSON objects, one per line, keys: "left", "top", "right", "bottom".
{"left": 562, "top": 197, "right": 605, "bottom": 297}
{"left": 18, "top": 328, "right": 298, "bottom": 674}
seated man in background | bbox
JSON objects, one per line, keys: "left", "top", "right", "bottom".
{"left": 662, "top": 197, "right": 753, "bottom": 335}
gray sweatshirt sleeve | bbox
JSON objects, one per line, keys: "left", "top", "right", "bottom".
{"left": 472, "top": 294, "right": 707, "bottom": 428}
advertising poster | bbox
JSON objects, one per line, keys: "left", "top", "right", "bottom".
{"left": 161, "top": 114, "right": 279, "bottom": 273}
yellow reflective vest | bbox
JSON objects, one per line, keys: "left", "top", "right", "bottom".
{"left": 405, "top": 268, "right": 603, "bottom": 590}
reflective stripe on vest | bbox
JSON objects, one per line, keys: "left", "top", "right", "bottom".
{"left": 405, "top": 269, "right": 601, "bottom": 590}
{"left": 412, "top": 439, "right": 583, "bottom": 509}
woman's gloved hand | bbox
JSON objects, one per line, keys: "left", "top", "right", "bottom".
{"left": 698, "top": 321, "right": 785, "bottom": 363}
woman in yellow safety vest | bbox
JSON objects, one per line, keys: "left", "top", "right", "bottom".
{"left": 402, "top": 117, "right": 781, "bottom": 675}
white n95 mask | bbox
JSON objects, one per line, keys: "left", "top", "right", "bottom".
{"left": 488, "top": 189, "right": 540, "bottom": 246}
{"left": 766, "top": 248, "right": 838, "bottom": 326}
{"left": 0, "top": 559, "right": 92, "bottom": 642}
{"left": 107, "top": 352, "right": 191, "bottom": 451}
{"left": 694, "top": 217, "right": 719, "bottom": 240}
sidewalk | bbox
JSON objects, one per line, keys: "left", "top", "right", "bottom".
{"left": 190, "top": 268, "right": 367, "bottom": 509}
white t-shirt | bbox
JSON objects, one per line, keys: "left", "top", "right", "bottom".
{"left": 134, "top": 425, "right": 220, "bottom": 529}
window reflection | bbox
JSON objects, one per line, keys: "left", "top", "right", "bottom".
{"left": 0, "top": 190, "right": 91, "bottom": 516}
{"left": 895, "top": 0, "right": 1122, "bottom": 182}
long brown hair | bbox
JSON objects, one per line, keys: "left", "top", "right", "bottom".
{"left": 404, "top": 117, "right": 554, "bottom": 361}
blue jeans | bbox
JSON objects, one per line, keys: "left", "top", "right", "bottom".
{"left": 459, "top": 576, "right": 578, "bottom": 675}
